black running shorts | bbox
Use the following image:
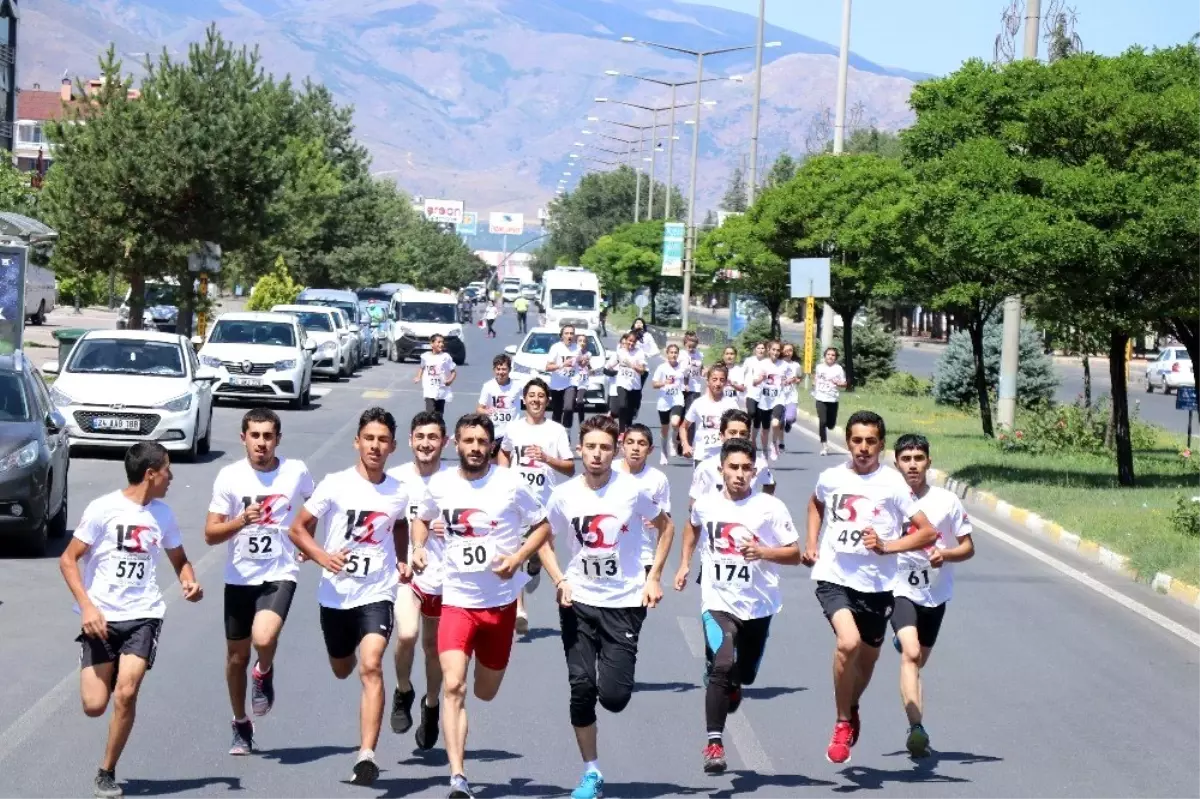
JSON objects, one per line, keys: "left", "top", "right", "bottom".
{"left": 815, "top": 580, "right": 894, "bottom": 648}
{"left": 224, "top": 581, "right": 297, "bottom": 641}
{"left": 890, "top": 597, "right": 947, "bottom": 648}
{"left": 319, "top": 600, "right": 395, "bottom": 660}
{"left": 77, "top": 618, "right": 163, "bottom": 670}
{"left": 658, "top": 407, "right": 683, "bottom": 425}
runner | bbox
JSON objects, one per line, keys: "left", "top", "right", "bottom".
{"left": 802, "top": 410, "right": 938, "bottom": 765}
{"left": 387, "top": 411, "right": 453, "bottom": 751}
{"left": 612, "top": 332, "right": 649, "bottom": 433}
{"left": 680, "top": 363, "right": 739, "bottom": 467}
{"left": 681, "top": 330, "right": 704, "bottom": 415}
{"left": 204, "top": 408, "right": 314, "bottom": 755}
{"left": 416, "top": 334, "right": 457, "bottom": 414}
{"left": 890, "top": 433, "right": 975, "bottom": 757}
{"left": 613, "top": 422, "right": 674, "bottom": 577}
{"left": 484, "top": 303, "right": 498, "bottom": 338}
{"left": 59, "top": 442, "right": 203, "bottom": 799}
{"left": 545, "top": 324, "right": 581, "bottom": 434}
{"left": 776, "top": 342, "right": 801, "bottom": 452}
{"left": 650, "top": 343, "right": 688, "bottom": 465}
{"left": 630, "top": 317, "right": 660, "bottom": 361}
{"left": 477, "top": 353, "right": 523, "bottom": 461}
{"left": 673, "top": 437, "right": 801, "bottom": 774}
{"left": 722, "top": 346, "right": 746, "bottom": 409}
{"left": 537, "top": 415, "right": 673, "bottom": 799}
{"left": 416, "top": 413, "right": 551, "bottom": 799}
{"left": 753, "top": 341, "right": 787, "bottom": 462}
{"left": 288, "top": 407, "right": 426, "bottom": 786}
{"left": 573, "top": 332, "right": 593, "bottom": 430}
{"left": 689, "top": 409, "right": 776, "bottom": 503}
{"left": 742, "top": 342, "right": 768, "bottom": 444}
{"left": 812, "top": 347, "right": 848, "bottom": 456}
{"left": 498, "top": 378, "right": 575, "bottom": 634}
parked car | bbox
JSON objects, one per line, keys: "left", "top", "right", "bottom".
{"left": 296, "top": 289, "right": 368, "bottom": 370}
{"left": 1145, "top": 346, "right": 1194, "bottom": 394}
{"left": 360, "top": 300, "right": 391, "bottom": 361}
{"left": 505, "top": 327, "right": 609, "bottom": 410}
{"left": 0, "top": 351, "right": 70, "bottom": 555}
{"left": 195, "top": 312, "right": 315, "bottom": 408}
{"left": 43, "top": 329, "right": 218, "bottom": 461}
{"left": 271, "top": 304, "right": 351, "bottom": 380}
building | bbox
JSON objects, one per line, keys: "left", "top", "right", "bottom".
{"left": 0, "top": 0, "right": 17, "bottom": 156}
{"left": 13, "top": 75, "right": 140, "bottom": 174}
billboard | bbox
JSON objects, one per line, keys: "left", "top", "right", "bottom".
{"left": 661, "top": 222, "right": 685, "bottom": 277}
{"left": 0, "top": 245, "right": 26, "bottom": 355}
{"left": 458, "top": 211, "right": 478, "bottom": 236}
{"left": 489, "top": 212, "right": 524, "bottom": 236}
{"left": 423, "top": 199, "right": 465, "bottom": 225}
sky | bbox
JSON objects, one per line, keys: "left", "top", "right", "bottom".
{"left": 684, "top": 0, "right": 1198, "bottom": 76}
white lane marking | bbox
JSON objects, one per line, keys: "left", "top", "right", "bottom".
{"left": 676, "top": 616, "right": 775, "bottom": 774}
{"left": 790, "top": 424, "right": 1200, "bottom": 649}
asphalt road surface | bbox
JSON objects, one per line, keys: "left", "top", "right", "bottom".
{"left": 1, "top": 308, "right": 1197, "bottom": 798}
{"left": 687, "top": 308, "right": 1194, "bottom": 437}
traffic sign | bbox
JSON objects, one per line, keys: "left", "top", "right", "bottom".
{"left": 1177, "top": 386, "right": 1197, "bottom": 412}
{"left": 458, "top": 212, "right": 478, "bottom": 236}
{"left": 634, "top": 293, "right": 649, "bottom": 309}
{"left": 789, "top": 258, "right": 830, "bottom": 298}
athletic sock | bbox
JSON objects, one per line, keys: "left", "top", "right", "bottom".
{"left": 253, "top": 663, "right": 271, "bottom": 677}
{"left": 584, "top": 760, "right": 601, "bottom": 777}
{"left": 357, "top": 748, "right": 375, "bottom": 762}
{"left": 234, "top": 717, "right": 249, "bottom": 725}
{"left": 707, "top": 733, "right": 723, "bottom": 745}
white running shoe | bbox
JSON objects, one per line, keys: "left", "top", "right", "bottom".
{"left": 660, "top": 452, "right": 669, "bottom": 466}
{"left": 820, "top": 445, "right": 829, "bottom": 456}
{"left": 515, "top": 611, "right": 529, "bottom": 636}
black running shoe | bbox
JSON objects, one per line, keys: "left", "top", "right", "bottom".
{"left": 93, "top": 768, "right": 122, "bottom": 798}
{"left": 251, "top": 663, "right": 274, "bottom": 717}
{"left": 390, "top": 686, "right": 416, "bottom": 734}
{"left": 229, "top": 719, "right": 254, "bottom": 755}
{"left": 415, "top": 699, "right": 441, "bottom": 751}
{"left": 350, "top": 753, "right": 379, "bottom": 786}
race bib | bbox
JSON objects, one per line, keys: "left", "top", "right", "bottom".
{"left": 620, "top": 367, "right": 638, "bottom": 382}
{"left": 519, "top": 467, "right": 548, "bottom": 490}
{"left": 579, "top": 551, "right": 619, "bottom": 580}
{"left": 110, "top": 555, "right": 151, "bottom": 587}
{"left": 493, "top": 409, "right": 515, "bottom": 425}
{"left": 710, "top": 556, "right": 751, "bottom": 585}
{"left": 342, "top": 546, "right": 385, "bottom": 579}
{"left": 723, "top": 386, "right": 738, "bottom": 400}
{"left": 239, "top": 528, "right": 281, "bottom": 561}
{"left": 699, "top": 430, "right": 721, "bottom": 450}
{"left": 761, "top": 386, "right": 780, "bottom": 399}
{"left": 902, "top": 566, "right": 940, "bottom": 590}
{"left": 449, "top": 539, "right": 496, "bottom": 573}
{"left": 829, "top": 523, "right": 869, "bottom": 555}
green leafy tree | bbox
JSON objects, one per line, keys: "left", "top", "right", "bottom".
{"left": 245, "top": 256, "right": 301, "bottom": 310}
{"left": 842, "top": 128, "right": 903, "bottom": 160}
{"left": 0, "top": 153, "right": 36, "bottom": 215}
{"left": 764, "top": 152, "right": 797, "bottom": 188}
{"left": 579, "top": 220, "right": 680, "bottom": 323}
{"left": 849, "top": 310, "right": 899, "bottom": 384}
{"left": 695, "top": 211, "right": 788, "bottom": 338}
{"left": 720, "top": 164, "right": 748, "bottom": 212}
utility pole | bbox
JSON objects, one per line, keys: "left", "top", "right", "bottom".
{"left": 634, "top": 126, "right": 644, "bottom": 223}
{"left": 647, "top": 107, "right": 658, "bottom": 220}
{"left": 665, "top": 84, "right": 677, "bottom": 219}
{"left": 997, "top": 0, "right": 1040, "bottom": 431}
{"left": 821, "top": 0, "right": 853, "bottom": 350}
{"left": 682, "top": 52, "right": 704, "bottom": 333}
{"left": 747, "top": 0, "right": 766, "bottom": 206}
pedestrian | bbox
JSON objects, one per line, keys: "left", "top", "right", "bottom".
{"left": 812, "top": 347, "right": 847, "bottom": 456}
{"left": 484, "top": 303, "right": 499, "bottom": 338}
{"left": 598, "top": 305, "right": 608, "bottom": 338}
{"left": 514, "top": 296, "right": 529, "bottom": 334}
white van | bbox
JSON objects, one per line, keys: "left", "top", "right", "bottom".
{"left": 389, "top": 289, "right": 466, "bottom": 364}
{"left": 541, "top": 267, "right": 601, "bottom": 332}
{"left": 24, "top": 263, "right": 56, "bottom": 325}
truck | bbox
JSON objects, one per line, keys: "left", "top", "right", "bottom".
{"left": 540, "top": 266, "right": 601, "bottom": 333}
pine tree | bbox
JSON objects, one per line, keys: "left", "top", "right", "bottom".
{"left": 932, "top": 318, "right": 1059, "bottom": 408}
{"left": 720, "top": 165, "right": 748, "bottom": 212}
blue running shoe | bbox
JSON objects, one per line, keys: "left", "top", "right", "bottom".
{"left": 571, "top": 770, "right": 604, "bottom": 799}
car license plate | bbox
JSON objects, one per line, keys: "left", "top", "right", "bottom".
{"left": 230, "top": 377, "right": 262, "bottom": 387}
{"left": 93, "top": 417, "right": 140, "bottom": 432}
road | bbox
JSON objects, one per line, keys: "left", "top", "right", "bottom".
{"left": 687, "top": 308, "right": 1194, "bottom": 437}
{"left": 1, "top": 307, "right": 1197, "bottom": 798}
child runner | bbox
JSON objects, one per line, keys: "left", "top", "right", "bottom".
{"left": 651, "top": 343, "right": 688, "bottom": 465}
{"left": 722, "top": 346, "right": 746, "bottom": 409}
{"left": 415, "top": 334, "right": 457, "bottom": 414}
{"left": 812, "top": 347, "right": 847, "bottom": 456}
{"left": 477, "top": 353, "right": 523, "bottom": 462}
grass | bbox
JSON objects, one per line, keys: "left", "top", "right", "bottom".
{"left": 835, "top": 385, "right": 1200, "bottom": 587}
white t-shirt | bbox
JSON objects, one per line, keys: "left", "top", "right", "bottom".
{"left": 425, "top": 466, "right": 546, "bottom": 609}
{"left": 742, "top": 356, "right": 767, "bottom": 402}
{"left": 633, "top": 333, "right": 659, "bottom": 361}
{"left": 605, "top": 354, "right": 620, "bottom": 397}
{"left": 811, "top": 463, "right": 919, "bottom": 593}
{"left": 690, "top": 491, "right": 799, "bottom": 620}
{"left": 484, "top": 305, "right": 498, "bottom": 321}
{"left": 813, "top": 362, "right": 846, "bottom": 403}
{"left": 614, "top": 459, "right": 673, "bottom": 566}
{"left": 208, "top": 458, "right": 314, "bottom": 586}
{"left": 756, "top": 360, "right": 787, "bottom": 410}
{"left": 689, "top": 452, "right": 774, "bottom": 501}
{"left": 72, "top": 491, "right": 184, "bottom": 622}
{"left": 653, "top": 361, "right": 688, "bottom": 412}
{"left": 615, "top": 348, "right": 648, "bottom": 391}
{"left": 893, "top": 486, "right": 973, "bottom": 607}
{"left": 684, "top": 393, "right": 740, "bottom": 463}
{"left": 683, "top": 348, "right": 705, "bottom": 393}
{"left": 546, "top": 471, "right": 664, "bottom": 608}
{"left": 547, "top": 341, "right": 581, "bottom": 391}
{"left": 387, "top": 462, "right": 451, "bottom": 596}
{"left": 499, "top": 416, "right": 574, "bottom": 506}
{"left": 573, "top": 349, "right": 594, "bottom": 390}
{"left": 478, "top": 379, "right": 523, "bottom": 440}
{"left": 779, "top": 360, "right": 799, "bottom": 406}
{"left": 304, "top": 468, "right": 423, "bottom": 610}
{"left": 724, "top": 363, "right": 746, "bottom": 407}
{"left": 420, "top": 351, "right": 456, "bottom": 401}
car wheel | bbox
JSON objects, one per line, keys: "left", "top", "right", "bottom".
{"left": 197, "top": 408, "right": 213, "bottom": 455}
{"left": 1162, "top": 376, "right": 1172, "bottom": 395}
{"left": 30, "top": 300, "right": 45, "bottom": 326}
{"left": 49, "top": 469, "right": 68, "bottom": 539}
{"left": 181, "top": 413, "right": 201, "bottom": 462}
{"left": 1146, "top": 376, "right": 1154, "bottom": 393}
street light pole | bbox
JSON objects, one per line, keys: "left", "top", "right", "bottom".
{"left": 647, "top": 107, "right": 658, "bottom": 220}
{"left": 634, "top": 126, "right": 644, "bottom": 223}
{"left": 821, "top": 0, "right": 853, "bottom": 351}
{"left": 666, "top": 84, "right": 677, "bottom": 219}
{"left": 683, "top": 51, "right": 704, "bottom": 333}
{"left": 998, "top": 0, "right": 1041, "bottom": 431}
{"left": 747, "top": 0, "right": 766, "bottom": 205}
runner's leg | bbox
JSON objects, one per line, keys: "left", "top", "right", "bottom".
{"left": 440, "top": 650, "right": 471, "bottom": 778}
{"left": 391, "top": 589, "right": 421, "bottom": 732}
{"left": 829, "top": 609, "right": 862, "bottom": 721}
{"left": 101, "top": 653, "right": 149, "bottom": 771}
{"left": 357, "top": 633, "right": 389, "bottom": 754}
{"left": 225, "top": 638, "right": 252, "bottom": 719}
{"left": 703, "top": 611, "right": 738, "bottom": 748}
{"left": 896, "top": 625, "right": 924, "bottom": 725}
{"left": 561, "top": 604, "right": 601, "bottom": 762}
{"left": 80, "top": 663, "right": 115, "bottom": 718}
{"left": 422, "top": 615, "right": 443, "bottom": 706}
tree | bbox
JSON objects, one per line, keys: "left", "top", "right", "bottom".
{"left": 842, "top": 128, "right": 903, "bottom": 160}
{"left": 932, "top": 316, "right": 1058, "bottom": 408}
{"left": 245, "top": 256, "right": 301, "bottom": 310}
{"left": 580, "top": 220, "right": 680, "bottom": 323}
{"left": 764, "top": 152, "right": 797, "bottom": 188}
{"left": 695, "top": 211, "right": 788, "bottom": 337}
{"left": 0, "top": 154, "right": 36, "bottom": 215}
{"left": 701, "top": 209, "right": 718, "bottom": 229}
{"left": 720, "top": 164, "right": 748, "bottom": 213}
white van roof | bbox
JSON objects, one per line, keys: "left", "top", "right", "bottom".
{"left": 395, "top": 289, "right": 456, "bottom": 304}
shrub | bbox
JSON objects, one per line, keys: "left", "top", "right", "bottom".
{"left": 932, "top": 317, "right": 1058, "bottom": 407}
{"left": 878, "top": 371, "right": 931, "bottom": 397}
{"left": 1169, "top": 496, "right": 1200, "bottom": 539}
{"left": 56, "top": 270, "right": 124, "bottom": 308}
{"left": 851, "top": 309, "right": 898, "bottom": 385}
{"left": 246, "top": 256, "right": 300, "bottom": 311}
{"left": 996, "top": 396, "right": 1165, "bottom": 458}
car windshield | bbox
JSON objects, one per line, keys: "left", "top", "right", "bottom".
{"left": 463, "top": 287, "right": 479, "bottom": 298}
{"left": 1173, "top": 349, "right": 1191, "bottom": 361}
{"left": 143, "top": 284, "right": 178, "bottom": 307}
{"left": 0, "top": 372, "right": 31, "bottom": 421}
{"left": 68, "top": 339, "right": 186, "bottom": 377}
{"left": 209, "top": 320, "right": 296, "bottom": 347}
{"left": 549, "top": 289, "right": 596, "bottom": 311}
{"left": 300, "top": 299, "right": 358, "bottom": 322}
{"left": 400, "top": 302, "right": 456, "bottom": 323}
{"left": 356, "top": 288, "right": 393, "bottom": 303}
{"left": 521, "top": 333, "right": 600, "bottom": 357}
{"left": 288, "top": 311, "right": 333, "bottom": 332}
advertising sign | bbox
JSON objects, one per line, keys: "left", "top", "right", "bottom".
{"left": 0, "top": 245, "right": 26, "bottom": 355}
{"left": 489, "top": 212, "right": 524, "bottom": 236}
{"left": 458, "top": 211, "right": 478, "bottom": 236}
{"left": 423, "top": 199, "right": 465, "bottom": 225}
{"left": 661, "top": 222, "right": 685, "bottom": 277}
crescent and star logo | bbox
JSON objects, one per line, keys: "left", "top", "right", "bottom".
{"left": 571, "top": 514, "right": 629, "bottom": 550}
{"left": 242, "top": 493, "right": 290, "bottom": 526}
{"left": 443, "top": 508, "right": 496, "bottom": 538}
{"left": 832, "top": 494, "right": 867, "bottom": 522}
{"left": 116, "top": 523, "right": 154, "bottom": 553}
{"left": 344, "top": 510, "right": 390, "bottom": 545}
{"left": 706, "top": 521, "right": 758, "bottom": 555}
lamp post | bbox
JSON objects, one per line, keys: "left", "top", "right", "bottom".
{"left": 584, "top": 117, "right": 667, "bottom": 221}
{"left": 747, "top": 0, "right": 767, "bottom": 205}
{"left": 621, "top": 36, "right": 780, "bottom": 332}
{"left": 595, "top": 97, "right": 693, "bottom": 220}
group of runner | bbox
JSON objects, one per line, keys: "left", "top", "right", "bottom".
{"left": 59, "top": 323, "right": 974, "bottom": 799}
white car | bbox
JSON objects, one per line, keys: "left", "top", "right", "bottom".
{"left": 195, "top": 312, "right": 316, "bottom": 408}
{"left": 505, "top": 327, "right": 609, "bottom": 410}
{"left": 1146, "top": 346, "right": 1194, "bottom": 394}
{"left": 41, "top": 330, "right": 218, "bottom": 460}
{"left": 272, "top": 304, "right": 350, "bottom": 380}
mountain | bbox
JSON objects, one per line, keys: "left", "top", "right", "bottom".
{"left": 19, "top": 0, "right": 921, "bottom": 219}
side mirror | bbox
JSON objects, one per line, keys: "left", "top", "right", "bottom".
{"left": 304, "top": 340, "right": 317, "bottom": 353}
{"left": 190, "top": 335, "right": 203, "bottom": 347}
{"left": 41, "top": 361, "right": 60, "bottom": 376}
{"left": 194, "top": 366, "right": 220, "bottom": 382}
{"left": 46, "top": 410, "right": 65, "bottom": 433}
{"left": 503, "top": 345, "right": 517, "bottom": 356}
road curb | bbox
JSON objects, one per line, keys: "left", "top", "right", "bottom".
{"left": 791, "top": 407, "right": 1200, "bottom": 612}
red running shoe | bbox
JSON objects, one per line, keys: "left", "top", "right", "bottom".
{"left": 850, "top": 704, "right": 861, "bottom": 746}
{"left": 826, "top": 720, "right": 853, "bottom": 764}
{"left": 703, "top": 742, "right": 727, "bottom": 775}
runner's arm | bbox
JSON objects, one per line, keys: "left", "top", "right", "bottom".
{"left": 673, "top": 517, "right": 700, "bottom": 590}
{"left": 165, "top": 545, "right": 202, "bottom": 600}
{"left": 939, "top": 534, "right": 975, "bottom": 563}
{"left": 755, "top": 541, "right": 802, "bottom": 565}
{"left": 59, "top": 537, "right": 98, "bottom": 614}
{"left": 545, "top": 454, "right": 575, "bottom": 477}
{"left": 803, "top": 495, "right": 823, "bottom": 563}
{"left": 444, "top": 363, "right": 457, "bottom": 386}
{"left": 287, "top": 508, "right": 339, "bottom": 571}
{"left": 648, "top": 511, "right": 674, "bottom": 582}
{"left": 203, "top": 509, "right": 250, "bottom": 546}
{"left": 393, "top": 518, "right": 410, "bottom": 567}
{"left": 515, "top": 518, "right": 552, "bottom": 567}
{"left": 536, "top": 537, "right": 565, "bottom": 587}
{"left": 413, "top": 363, "right": 424, "bottom": 384}
{"left": 879, "top": 510, "right": 938, "bottom": 553}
